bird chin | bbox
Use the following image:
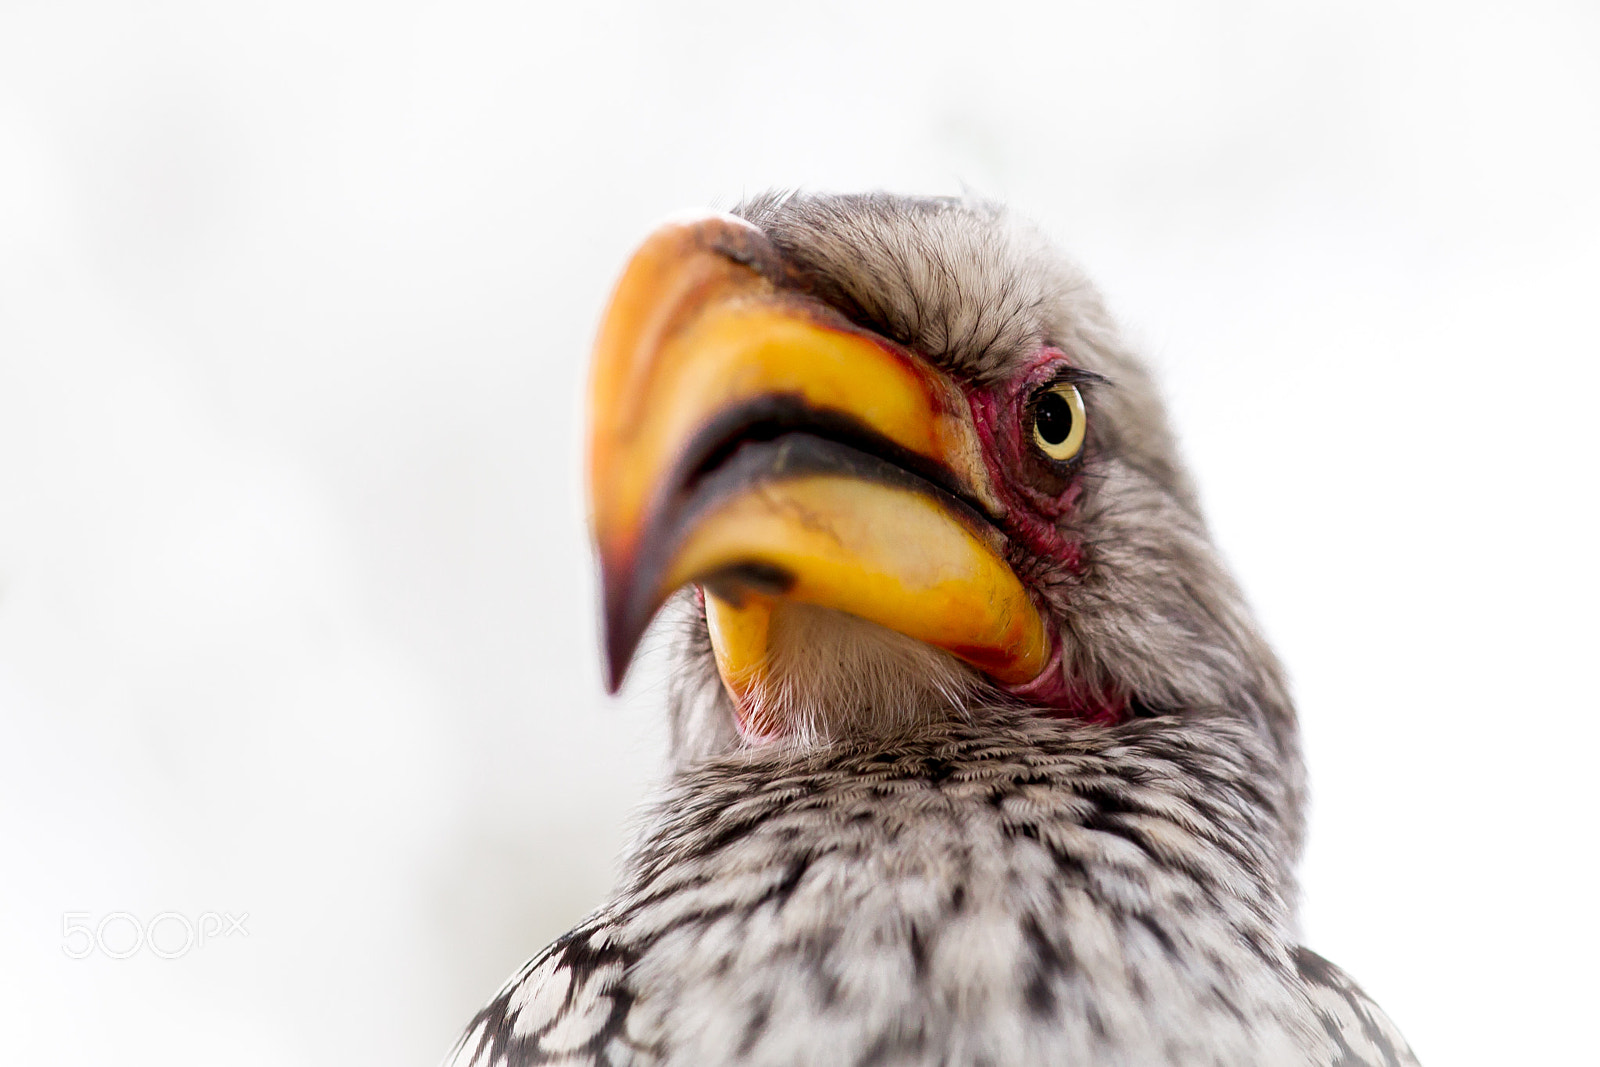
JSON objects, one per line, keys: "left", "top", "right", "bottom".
{"left": 723, "top": 602, "right": 984, "bottom": 746}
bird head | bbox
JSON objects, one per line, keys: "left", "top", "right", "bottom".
{"left": 589, "top": 193, "right": 1298, "bottom": 795}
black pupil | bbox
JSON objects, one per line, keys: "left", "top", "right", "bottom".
{"left": 1035, "top": 390, "right": 1073, "bottom": 447}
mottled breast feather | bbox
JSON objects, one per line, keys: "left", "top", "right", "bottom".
{"left": 447, "top": 712, "right": 1404, "bottom": 1067}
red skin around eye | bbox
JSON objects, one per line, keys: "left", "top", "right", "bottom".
{"left": 969, "top": 347, "right": 1126, "bottom": 724}
{"left": 965, "top": 348, "right": 1088, "bottom": 575}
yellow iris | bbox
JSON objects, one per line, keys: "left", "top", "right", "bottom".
{"left": 1031, "top": 382, "right": 1087, "bottom": 461}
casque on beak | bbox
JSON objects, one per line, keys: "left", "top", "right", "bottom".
{"left": 587, "top": 215, "right": 1052, "bottom": 727}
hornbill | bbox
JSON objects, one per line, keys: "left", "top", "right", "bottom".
{"left": 448, "top": 193, "right": 1418, "bottom": 1066}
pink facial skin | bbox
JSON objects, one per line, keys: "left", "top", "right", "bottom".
{"left": 1002, "top": 640, "right": 1127, "bottom": 726}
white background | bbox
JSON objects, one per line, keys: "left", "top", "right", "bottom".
{"left": 2, "top": 2, "right": 1596, "bottom": 1064}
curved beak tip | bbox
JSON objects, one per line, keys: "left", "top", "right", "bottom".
{"left": 601, "top": 622, "right": 638, "bottom": 696}
{"left": 599, "top": 571, "right": 644, "bottom": 695}
{"left": 602, "top": 657, "right": 625, "bottom": 696}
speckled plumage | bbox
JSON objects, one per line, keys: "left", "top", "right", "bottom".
{"left": 447, "top": 193, "right": 1418, "bottom": 1066}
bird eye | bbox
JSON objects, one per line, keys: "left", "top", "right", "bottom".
{"left": 1030, "top": 383, "right": 1086, "bottom": 462}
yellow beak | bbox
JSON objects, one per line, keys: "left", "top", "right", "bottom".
{"left": 587, "top": 215, "right": 1052, "bottom": 715}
